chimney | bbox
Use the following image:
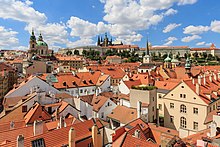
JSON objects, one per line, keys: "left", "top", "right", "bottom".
{"left": 209, "top": 74, "right": 212, "bottom": 83}
{"left": 97, "top": 131, "right": 102, "bottom": 147}
{"left": 17, "top": 135, "right": 24, "bottom": 147}
{"left": 210, "top": 121, "right": 217, "bottom": 137}
{"left": 59, "top": 116, "right": 64, "bottom": 128}
{"left": 203, "top": 74, "right": 206, "bottom": 85}
{"left": 137, "top": 101, "right": 142, "bottom": 118}
{"left": 218, "top": 71, "right": 220, "bottom": 79}
{"left": 198, "top": 76, "right": 201, "bottom": 85}
{"left": 69, "top": 127, "right": 75, "bottom": 147}
{"left": 192, "top": 78, "right": 195, "bottom": 85}
{"left": 92, "top": 124, "right": 99, "bottom": 147}
{"left": 55, "top": 108, "right": 59, "bottom": 120}
{"left": 214, "top": 73, "right": 217, "bottom": 81}
{"left": 196, "top": 83, "right": 200, "bottom": 95}
{"left": 33, "top": 121, "right": 43, "bottom": 136}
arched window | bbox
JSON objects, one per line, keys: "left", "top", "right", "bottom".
{"left": 32, "top": 44, "right": 35, "bottom": 48}
{"left": 180, "top": 104, "right": 186, "bottom": 113}
{"left": 180, "top": 117, "right": 186, "bottom": 128}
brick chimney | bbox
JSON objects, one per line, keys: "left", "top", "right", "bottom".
{"left": 17, "top": 135, "right": 24, "bottom": 147}
{"left": 33, "top": 121, "right": 43, "bottom": 136}
{"left": 69, "top": 127, "right": 75, "bottom": 147}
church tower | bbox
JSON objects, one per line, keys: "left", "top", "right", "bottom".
{"left": 97, "top": 36, "right": 100, "bottom": 46}
{"left": 185, "top": 54, "right": 191, "bottom": 74}
{"left": 28, "top": 29, "right": 37, "bottom": 61}
{"left": 103, "top": 32, "right": 109, "bottom": 47}
{"left": 143, "top": 37, "right": 152, "bottom": 63}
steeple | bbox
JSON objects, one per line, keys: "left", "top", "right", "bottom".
{"left": 185, "top": 53, "right": 191, "bottom": 74}
{"left": 146, "top": 37, "right": 150, "bottom": 56}
{"left": 38, "top": 32, "right": 43, "bottom": 41}
{"left": 97, "top": 36, "right": 100, "bottom": 46}
{"left": 30, "top": 29, "right": 36, "bottom": 42}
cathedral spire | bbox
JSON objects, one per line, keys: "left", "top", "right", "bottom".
{"left": 146, "top": 36, "right": 150, "bottom": 56}
{"left": 97, "top": 35, "right": 100, "bottom": 46}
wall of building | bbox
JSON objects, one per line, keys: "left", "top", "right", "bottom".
{"left": 130, "top": 89, "right": 157, "bottom": 123}
{"left": 98, "top": 99, "right": 117, "bottom": 121}
{"left": 163, "top": 82, "right": 208, "bottom": 132}
{"left": 118, "top": 81, "right": 130, "bottom": 94}
{"left": 5, "top": 77, "right": 60, "bottom": 98}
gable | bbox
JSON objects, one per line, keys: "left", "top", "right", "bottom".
{"left": 164, "top": 81, "right": 208, "bottom": 106}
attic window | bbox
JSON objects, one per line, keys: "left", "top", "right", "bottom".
{"left": 63, "top": 82, "right": 67, "bottom": 86}
{"left": 83, "top": 80, "right": 87, "bottom": 84}
{"left": 131, "top": 112, "right": 134, "bottom": 114}
{"left": 31, "top": 138, "right": 45, "bottom": 147}
{"left": 89, "top": 79, "right": 93, "bottom": 84}
{"left": 181, "top": 86, "right": 184, "bottom": 88}
{"left": 72, "top": 81, "right": 76, "bottom": 85}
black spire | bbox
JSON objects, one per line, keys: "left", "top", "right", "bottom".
{"left": 30, "top": 29, "right": 36, "bottom": 41}
{"left": 97, "top": 35, "right": 100, "bottom": 46}
{"left": 146, "top": 37, "right": 149, "bottom": 55}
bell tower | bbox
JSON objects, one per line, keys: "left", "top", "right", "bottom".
{"left": 28, "top": 29, "right": 37, "bottom": 61}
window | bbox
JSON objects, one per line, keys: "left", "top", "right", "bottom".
{"left": 159, "top": 94, "right": 162, "bottom": 98}
{"left": 152, "top": 106, "right": 154, "bottom": 112}
{"left": 170, "top": 103, "right": 174, "bottom": 109}
{"left": 88, "top": 143, "right": 92, "bottom": 147}
{"left": 180, "top": 94, "right": 182, "bottom": 98}
{"left": 180, "top": 104, "right": 186, "bottom": 113}
{"left": 193, "top": 108, "right": 198, "bottom": 114}
{"left": 193, "top": 122, "right": 198, "bottom": 130}
{"left": 31, "top": 138, "right": 45, "bottom": 147}
{"left": 170, "top": 116, "right": 174, "bottom": 123}
{"left": 180, "top": 117, "right": 187, "bottom": 128}
{"left": 180, "top": 94, "right": 186, "bottom": 98}
{"left": 181, "top": 86, "right": 184, "bottom": 88}
{"left": 101, "top": 112, "right": 104, "bottom": 118}
{"left": 213, "top": 105, "right": 216, "bottom": 110}
{"left": 134, "top": 130, "right": 140, "bottom": 138}
{"left": 171, "top": 94, "right": 173, "bottom": 96}
{"left": 159, "top": 104, "right": 162, "bottom": 110}
{"left": 80, "top": 89, "right": 83, "bottom": 93}
{"left": 183, "top": 94, "right": 186, "bottom": 98}
{"left": 152, "top": 97, "right": 154, "bottom": 101}
{"left": 22, "top": 105, "right": 27, "bottom": 112}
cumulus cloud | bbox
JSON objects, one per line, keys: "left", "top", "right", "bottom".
{"left": 164, "top": 8, "right": 178, "bottom": 16}
{"left": 183, "top": 25, "right": 210, "bottom": 35}
{"left": 210, "top": 20, "right": 220, "bottom": 33}
{"left": 0, "top": 26, "right": 19, "bottom": 48}
{"left": 178, "top": 0, "right": 198, "bottom": 5}
{"left": 181, "top": 35, "right": 201, "bottom": 42}
{"left": 163, "top": 23, "right": 181, "bottom": 33}
{"left": 196, "top": 41, "right": 205, "bottom": 46}
{"left": 164, "top": 37, "right": 177, "bottom": 45}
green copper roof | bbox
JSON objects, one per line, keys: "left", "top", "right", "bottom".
{"left": 185, "top": 57, "right": 191, "bottom": 69}
{"left": 164, "top": 54, "right": 171, "bottom": 62}
{"left": 36, "top": 40, "right": 48, "bottom": 47}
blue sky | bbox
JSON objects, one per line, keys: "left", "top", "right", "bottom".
{"left": 1, "top": 0, "right": 220, "bottom": 50}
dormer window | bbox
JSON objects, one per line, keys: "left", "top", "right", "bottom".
{"left": 134, "top": 130, "right": 140, "bottom": 138}
{"left": 63, "top": 82, "right": 67, "bottom": 87}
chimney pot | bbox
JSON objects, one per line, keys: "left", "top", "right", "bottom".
{"left": 69, "top": 127, "right": 75, "bottom": 147}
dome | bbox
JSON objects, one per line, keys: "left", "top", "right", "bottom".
{"left": 36, "top": 40, "right": 48, "bottom": 47}
{"left": 164, "top": 55, "right": 171, "bottom": 62}
{"left": 185, "top": 58, "right": 191, "bottom": 69}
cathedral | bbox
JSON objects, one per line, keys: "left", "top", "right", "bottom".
{"left": 97, "top": 33, "right": 113, "bottom": 47}
{"left": 28, "top": 30, "right": 49, "bottom": 61}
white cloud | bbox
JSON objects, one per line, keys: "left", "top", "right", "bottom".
{"left": 205, "top": 43, "right": 212, "bottom": 46}
{"left": 183, "top": 25, "right": 210, "bottom": 35}
{"left": 178, "top": 0, "right": 198, "bottom": 5}
{"left": 164, "top": 37, "right": 177, "bottom": 45}
{"left": 67, "top": 38, "right": 95, "bottom": 47}
{"left": 164, "top": 8, "right": 178, "bottom": 16}
{"left": 181, "top": 35, "right": 201, "bottom": 42}
{"left": 163, "top": 23, "right": 181, "bottom": 33}
{"left": 0, "top": 0, "right": 46, "bottom": 26}
{"left": 0, "top": 26, "right": 19, "bottom": 48}
{"left": 196, "top": 41, "right": 205, "bottom": 46}
{"left": 210, "top": 20, "right": 220, "bottom": 33}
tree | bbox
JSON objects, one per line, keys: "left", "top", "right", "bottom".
{"left": 66, "top": 50, "right": 72, "bottom": 56}
{"left": 193, "top": 51, "right": 199, "bottom": 59}
{"left": 74, "top": 49, "right": 79, "bottom": 55}
{"left": 82, "top": 50, "right": 87, "bottom": 56}
{"left": 202, "top": 52, "right": 207, "bottom": 59}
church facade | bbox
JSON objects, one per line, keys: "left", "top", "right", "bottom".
{"left": 28, "top": 30, "right": 49, "bottom": 61}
